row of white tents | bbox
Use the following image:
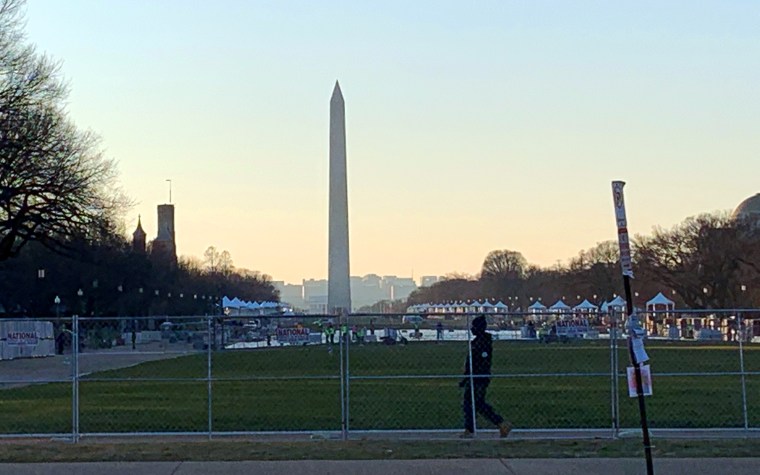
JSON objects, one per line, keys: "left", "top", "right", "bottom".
{"left": 222, "top": 296, "right": 294, "bottom": 316}
{"left": 407, "top": 292, "right": 677, "bottom": 315}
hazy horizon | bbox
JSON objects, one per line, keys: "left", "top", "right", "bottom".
{"left": 23, "top": 1, "right": 760, "bottom": 284}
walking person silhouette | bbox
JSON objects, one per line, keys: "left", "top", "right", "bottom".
{"left": 460, "top": 315, "right": 512, "bottom": 438}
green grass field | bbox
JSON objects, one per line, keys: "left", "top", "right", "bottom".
{"left": 1, "top": 340, "right": 758, "bottom": 434}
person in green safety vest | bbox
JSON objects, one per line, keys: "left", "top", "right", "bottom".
{"left": 357, "top": 326, "right": 366, "bottom": 345}
{"left": 340, "top": 323, "right": 348, "bottom": 342}
{"left": 325, "top": 322, "right": 336, "bottom": 345}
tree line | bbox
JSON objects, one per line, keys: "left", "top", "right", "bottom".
{"left": 0, "top": 237, "right": 277, "bottom": 318}
{"left": 408, "top": 212, "right": 760, "bottom": 311}
{"left": 0, "top": 0, "right": 276, "bottom": 317}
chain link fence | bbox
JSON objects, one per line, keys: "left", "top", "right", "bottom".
{"left": 1, "top": 309, "right": 759, "bottom": 439}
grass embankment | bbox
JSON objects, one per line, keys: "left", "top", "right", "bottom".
{"left": 1, "top": 439, "right": 760, "bottom": 462}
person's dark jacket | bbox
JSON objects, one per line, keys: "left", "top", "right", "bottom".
{"left": 462, "top": 331, "right": 493, "bottom": 386}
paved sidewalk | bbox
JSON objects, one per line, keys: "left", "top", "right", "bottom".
{"left": 1, "top": 459, "right": 759, "bottom": 475}
{"left": 0, "top": 345, "right": 195, "bottom": 389}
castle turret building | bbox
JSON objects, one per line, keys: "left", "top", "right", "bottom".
{"left": 132, "top": 215, "right": 146, "bottom": 253}
{"left": 151, "top": 204, "right": 177, "bottom": 267}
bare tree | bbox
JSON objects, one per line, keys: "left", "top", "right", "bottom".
{"left": 0, "top": 0, "right": 128, "bottom": 261}
{"left": 218, "top": 250, "right": 234, "bottom": 276}
{"left": 635, "top": 212, "right": 760, "bottom": 308}
{"left": 567, "top": 241, "right": 620, "bottom": 301}
{"left": 203, "top": 246, "right": 219, "bottom": 274}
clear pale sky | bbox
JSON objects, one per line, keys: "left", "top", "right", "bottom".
{"left": 23, "top": 1, "right": 760, "bottom": 284}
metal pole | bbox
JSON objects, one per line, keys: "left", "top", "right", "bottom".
{"left": 345, "top": 313, "right": 351, "bottom": 437}
{"left": 466, "top": 314, "right": 477, "bottom": 436}
{"left": 610, "top": 309, "right": 619, "bottom": 437}
{"left": 72, "top": 314, "right": 80, "bottom": 443}
{"left": 623, "top": 277, "right": 654, "bottom": 475}
{"left": 207, "top": 315, "right": 213, "bottom": 440}
{"left": 737, "top": 312, "right": 749, "bottom": 432}
{"left": 614, "top": 311, "right": 620, "bottom": 437}
{"left": 339, "top": 314, "right": 346, "bottom": 440}
{"left": 612, "top": 181, "right": 654, "bottom": 475}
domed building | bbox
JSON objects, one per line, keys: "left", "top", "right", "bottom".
{"left": 733, "top": 193, "right": 760, "bottom": 224}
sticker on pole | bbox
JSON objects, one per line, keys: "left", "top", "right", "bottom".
{"left": 627, "top": 365, "right": 653, "bottom": 397}
{"left": 611, "top": 181, "right": 634, "bottom": 278}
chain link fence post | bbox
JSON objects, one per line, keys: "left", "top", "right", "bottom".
{"left": 207, "top": 315, "right": 213, "bottom": 440}
{"left": 343, "top": 312, "right": 351, "bottom": 439}
{"left": 738, "top": 312, "right": 749, "bottom": 432}
{"left": 610, "top": 308, "right": 620, "bottom": 438}
{"left": 465, "top": 314, "right": 477, "bottom": 437}
{"left": 71, "top": 313, "right": 80, "bottom": 443}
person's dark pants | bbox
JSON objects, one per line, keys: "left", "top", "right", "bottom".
{"left": 463, "top": 381, "right": 504, "bottom": 432}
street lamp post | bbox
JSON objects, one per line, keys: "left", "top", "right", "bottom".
{"left": 35, "top": 268, "right": 46, "bottom": 318}
{"left": 117, "top": 285, "right": 124, "bottom": 333}
{"left": 134, "top": 287, "right": 144, "bottom": 348}
{"left": 54, "top": 295, "right": 61, "bottom": 326}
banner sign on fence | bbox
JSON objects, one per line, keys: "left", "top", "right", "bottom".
{"left": 627, "top": 365, "right": 653, "bottom": 397}
{"left": 6, "top": 331, "right": 39, "bottom": 346}
{"left": 276, "top": 327, "right": 310, "bottom": 345}
{"left": 611, "top": 181, "right": 634, "bottom": 278}
{"left": 0, "top": 320, "right": 54, "bottom": 360}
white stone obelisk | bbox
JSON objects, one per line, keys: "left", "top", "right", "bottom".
{"left": 328, "top": 81, "right": 352, "bottom": 314}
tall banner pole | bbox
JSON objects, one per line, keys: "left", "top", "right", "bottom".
{"left": 611, "top": 181, "right": 654, "bottom": 475}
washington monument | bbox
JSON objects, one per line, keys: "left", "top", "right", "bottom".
{"left": 328, "top": 81, "right": 351, "bottom": 313}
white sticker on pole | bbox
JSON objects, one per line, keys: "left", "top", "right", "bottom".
{"left": 627, "top": 365, "right": 653, "bottom": 397}
{"left": 612, "top": 181, "right": 634, "bottom": 278}
{"left": 631, "top": 336, "right": 649, "bottom": 363}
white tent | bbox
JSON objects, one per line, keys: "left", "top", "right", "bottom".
{"left": 646, "top": 292, "right": 676, "bottom": 327}
{"left": 549, "top": 299, "right": 570, "bottom": 310}
{"left": 494, "top": 301, "right": 509, "bottom": 311}
{"left": 527, "top": 301, "right": 547, "bottom": 319}
{"left": 573, "top": 299, "right": 598, "bottom": 311}
{"left": 646, "top": 292, "right": 675, "bottom": 307}
{"left": 601, "top": 295, "right": 626, "bottom": 313}
{"left": 528, "top": 301, "right": 547, "bottom": 310}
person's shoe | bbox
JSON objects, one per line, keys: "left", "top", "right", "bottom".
{"left": 498, "top": 421, "right": 513, "bottom": 438}
{"left": 459, "top": 430, "right": 474, "bottom": 438}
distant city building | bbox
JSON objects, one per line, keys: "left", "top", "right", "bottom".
{"left": 420, "top": 276, "right": 441, "bottom": 287}
{"left": 275, "top": 275, "right": 419, "bottom": 314}
{"left": 273, "top": 281, "right": 306, "bottom": 309}
{"left": 384, "top": 276, "right": 416, "bottom": 301}
{"left": 308, "top": 294, "right": 328, "bottom": 315}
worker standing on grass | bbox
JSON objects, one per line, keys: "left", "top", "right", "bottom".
{"left": 325, "top": 322, "right": 336, "bottom": 345}
{"left": 459, "top": 315, "right": 512, "bottom": 438}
